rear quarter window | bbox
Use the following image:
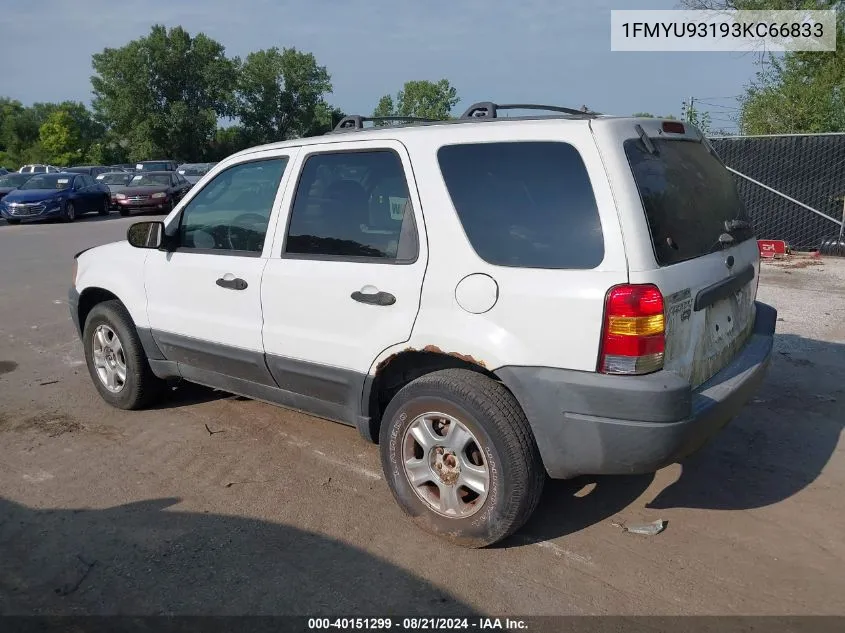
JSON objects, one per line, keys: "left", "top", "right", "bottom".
{"left": 437, "top": 141, "right": 604, "bottom": 269}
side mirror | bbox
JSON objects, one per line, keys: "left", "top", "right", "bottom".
{"left": 127, "top": 221, "right": 165, "bottom": 249}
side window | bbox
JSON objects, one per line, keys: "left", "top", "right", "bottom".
{"left": 74, "top": 176, "right": 85, "bottom": 189}
{"left": 83, "top": 175, "right": 95, "bottom": 187}
{"left": 177, "top": 157, "right": 288, "bottom": 254}
{"left": 284, "top": 150, "right": 418, "bottom": 262}
{"left": 437, "top": 141, "right": 605, "bottom": 269}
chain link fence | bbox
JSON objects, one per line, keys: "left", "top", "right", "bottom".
{"left": 708, "top": 133, "right": 845, "bottom": 252}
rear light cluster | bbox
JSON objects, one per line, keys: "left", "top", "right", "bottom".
{"left": 598, "top": 284, "right": 665, "bottom": 375}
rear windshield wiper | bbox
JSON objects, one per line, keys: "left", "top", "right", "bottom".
{"left": 708, "top": 231, "right": 735, "bottom": 254}
{"left": 724, "top": 219, "right": 752, "bottom": 233}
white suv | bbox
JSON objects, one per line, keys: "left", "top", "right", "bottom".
{"left": 69, "top": 102, "right": 776, "bottom": 547}
{"left": 19, "top": 164, "right": 61, "bottom": 174}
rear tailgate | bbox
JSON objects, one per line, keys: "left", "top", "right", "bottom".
{"left": 593, "top": 118, "right": 759, "bottom": 388}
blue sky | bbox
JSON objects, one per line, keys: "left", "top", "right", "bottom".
{"left": 0, "top": 0, "right": 756, "bottom": 132}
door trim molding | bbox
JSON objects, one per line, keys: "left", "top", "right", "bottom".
{"left": 144, "top": 329, "right": 369, "bottom": 428}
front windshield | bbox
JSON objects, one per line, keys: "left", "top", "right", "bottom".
{"left": 0, "top": 173, "right": 32, "bottom": 187}
{"left": 19, "top": 174, "right": 73, "bottom": 190}
{"left": 98, "top": 173, "right": 132, "bottom": 185}
{"left": 130, "top": 174, "right": 171, "bottom": 186}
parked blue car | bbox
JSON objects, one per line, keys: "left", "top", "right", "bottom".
{"left": 0, "top": 172, "right": 110, "bottom": 224}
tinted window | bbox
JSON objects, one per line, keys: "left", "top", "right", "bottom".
{"left": 178, "top": 158, "right": 287, "bottom": 254}
{"left": 625, "top": 138, "right": 752, "bottom": 266}
{"left": 138, "top": 161, "right": 170, "bottom": 171}
{"left": 284, "top": 150, "right": 417, "bottom": 261}
{"left": 437, "top": 142, "right": 604, "bottom": 269}
{"left": 83, "top": 175, "right": 95, "bottom": 187}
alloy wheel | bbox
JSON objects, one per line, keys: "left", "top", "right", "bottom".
{"left": 401, "top": 412, "right": 490, "bottom": 518}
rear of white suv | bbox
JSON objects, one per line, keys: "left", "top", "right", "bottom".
{"left": 495, "top": 117, "right": 775, "bottom": 481}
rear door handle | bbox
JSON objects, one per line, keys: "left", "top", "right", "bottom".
{"left": 216, "top": 276, "right": 248, "bottom": 290}
{"left": 351, "top": 288, "right": 395, "bottom": 306}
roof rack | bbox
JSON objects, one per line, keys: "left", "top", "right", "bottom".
{"left": 331, "top": 115, "right": 441, "bottom": 133}
{"left": 460, "top": 102, "right": 599, "bottom": 119}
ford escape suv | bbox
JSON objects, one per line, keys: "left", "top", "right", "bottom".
{"left": 69, "top": 102, "right": 776, "bottom": 547}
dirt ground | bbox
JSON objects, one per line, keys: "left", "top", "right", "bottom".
{"left": 0, "top": 216, "right": 843, "bottom": 616}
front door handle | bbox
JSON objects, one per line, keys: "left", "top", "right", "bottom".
{"left": 216, "top": 276, "right": 248, "bottom": 291}
{"left": 351, "top": 288, "right": 395, "bottom": 306}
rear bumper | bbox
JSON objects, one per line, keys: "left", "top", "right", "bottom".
{"left": 496, "top": 301, "right": 777, "bottom": 479}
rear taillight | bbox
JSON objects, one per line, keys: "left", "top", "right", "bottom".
{"left": 598, "top": 284, "right": 665, "bottom": 375}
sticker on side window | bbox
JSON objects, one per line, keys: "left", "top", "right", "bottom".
{"left": 388, "top": 196, "right": 408, "bottom": 220}
{"left": 57, "top": 178, "right": 69, "bottom": 184}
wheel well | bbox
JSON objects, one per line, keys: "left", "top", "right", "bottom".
{"left": 78, "top": 287, "right": 120, "bottom": 331}
{"left": 366, "top": 350, "right": 501, "bottom": 443}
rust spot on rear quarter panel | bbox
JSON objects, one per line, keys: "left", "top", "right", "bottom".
{"left": 376, "top": 346, "right": 488, "bottom": 372}
{"left": 376, "top": 347, "right": 415, "bottom": 372}
{"left": 421, "top": 345, "right": 487, "bottom": 368}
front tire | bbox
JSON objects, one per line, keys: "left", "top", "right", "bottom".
{"left": 98, "top": 196, "right": 110, "bottom": 215}
{"left": 82, "top": 300, "right": 164, "bottom": 410}
{"left": 6, "top": 218, "right": 21, "bottom": 225}
{"left": 379, "top": 369, "right": 545, "bottom": 548}
{"left": 119, "top": 208, "right": 130, "bottom": 217}
{"left": 63, "top": 201, "right": 76, "bottom": 223}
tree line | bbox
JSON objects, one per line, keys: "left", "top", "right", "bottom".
{"left": 2, "top": 3, "right": 843, "bottom": 169}
{"left": 0, "top": 25, "right": 460, "bottom": 170}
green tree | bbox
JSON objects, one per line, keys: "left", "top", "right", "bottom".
{"left": 235, "top": 47, "right": 333, "bottom": 144}
{"left": 302, "top": 103, "right": 346, "bottom": 137}
{"left": 632, "top": 112, "right": 679, "bottom": 119}
{"left": 39, "top": 110, "right": 83, "bottom": 166}
{"left": 209, "top": 125, "right": 248, "bottom": 161}
{"left": 91, "top": 25, "right": 237, "bottom": 162}
{"left": 685, "top": 103, "right": 712, "bottom": 133}
{"left": 35, "top": 102, "right": 104, "bottom": 165}
{"left": 373, "top": 79, "right": 460, "bottom": 121}
{"left": 740, "top": 19, "right": 845, "bottom": 133}
{"left": 0, "top": 98, "right": 40, "bottom": 167}
{"left": 681, "top": 0, "right": 845, "bottom": 134}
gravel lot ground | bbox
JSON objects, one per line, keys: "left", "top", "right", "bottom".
{"left": 0, "top": 215, "right": 843, "bottom": 616}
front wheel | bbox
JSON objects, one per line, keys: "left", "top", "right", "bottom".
{"left": 6, "top": 218, "right": 21, "bottom": 225}
{"left": 82, "top": 300, "right": 165, "bottom": 410}
{"left": 118, "top": 208, "right": 130, "bottom": 217}
{"left": 379, "top": 369, "right": 545, "bottom": 548}
{"left": 63, "top": 201, "right": 76, "bottom": 222}
{"left": 98, "top": 196, "right": 110, "bottom": 216}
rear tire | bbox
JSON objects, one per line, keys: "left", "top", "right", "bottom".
{"left": 379, "top": 369, "right": 545, "bottom": 548}
{"left": 82, "top": 300, "right": 165, "bottom": 410}
{"left": 6, "top": 219, "right": 21, "bottom": 225}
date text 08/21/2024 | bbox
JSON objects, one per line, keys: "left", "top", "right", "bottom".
{"left": 307, "top": 617, "right": 529, "bottom": 630}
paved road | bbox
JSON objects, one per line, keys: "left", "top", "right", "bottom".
{"left": 0, "top": 214, "right": 843, "bottom": 616}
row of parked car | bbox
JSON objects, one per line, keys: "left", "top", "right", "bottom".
{"left": 0, "top": 161, "right": 216, "bottom": 224}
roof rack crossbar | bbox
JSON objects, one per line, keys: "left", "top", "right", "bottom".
{"left": 460, "top": 102, "right": 599, "bottom": 119}
{"left": 332, "top": 115, "right": 441, "bottom": 132}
